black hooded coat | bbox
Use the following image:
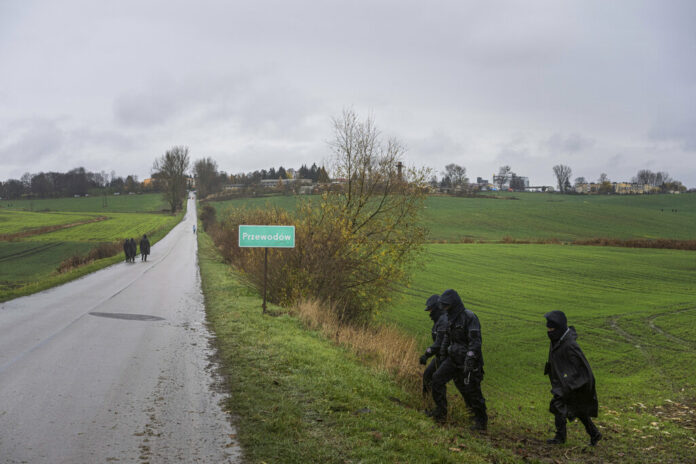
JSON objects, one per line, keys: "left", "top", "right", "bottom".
{"left": 544, "top": 325, "right": 598, "bottom": 418}
{"left": 439, "top": 289, "right": 483, "bottom": 368}
{"left": 140, "top": 236, "right": 150, "bottom": 255}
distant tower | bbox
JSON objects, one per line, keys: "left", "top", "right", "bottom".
{"left": 397, "top": 162, "right": 404, "bottom": 181}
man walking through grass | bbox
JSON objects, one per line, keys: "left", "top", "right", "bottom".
{"left": 544, "top": 310, "right": 602, "bottom": 446}
{"left": 419, "top": 294, "right": 447, "bottom": 397}
{"left": 429, "top": 289, "right": 488, "bottom": 431}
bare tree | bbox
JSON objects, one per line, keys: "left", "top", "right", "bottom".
{"left": 194, "top": 157, "right": 221, "bottom": 199}
{"left": 632, "top": 169, "right": 672, "bottom": 187}
{"left": 495, "top": 165, "right": 511, "bottom": 190}
{"left": 443, "top": 163, "right": 468, "bottom": 188}
{"left": 153, "top": 146, "right": 190, "bottom": 213}
{"left": 574, "top": 177, "right": 587, "bottom": 187}
{"left": 552, "top": 165, "right": 572, "bottom": 193}
{"left": 598, "top": 173, "right": 609, "bottom": 184}
{"left": 310, "top": 108, "right": 428, "bottom": 320}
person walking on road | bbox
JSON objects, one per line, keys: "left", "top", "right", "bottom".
{"left": 192, "top": 224, "right": 196, "bottom": 234}
{"left": 429, "top": 289, "right": 488, "bottom": 431}
{"left": 123, "top": 239, "right": 130, "bottom": 263}
{"left": 139, "top": 234, "right": 150, "bottom": 262}
{"left": 128, "top": 238, "right": 137, "bottom": 263}
{"left": 419, "top": 294, "right": 448, "bottom": 397}
{"left": 544, "top": 310, "right": 602, "bottom": 446}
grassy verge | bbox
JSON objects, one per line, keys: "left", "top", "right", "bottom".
{"left": 197, "top": 229, "right": 520, "bottom": 464}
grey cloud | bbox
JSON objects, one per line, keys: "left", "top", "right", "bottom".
{"left": 0, "top": 118, "right": 65, "bottom": 164}
{"left": 649, "top": 109, "right": 696, "bottom": 152}
{"left": 541, "top": 133, "right": 596, "bottom": 155}
{"left": 497, "top": 135, "right": 531, "bottom": 162}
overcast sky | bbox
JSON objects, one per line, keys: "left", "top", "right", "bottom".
{"left": 1, "top": 0, "right": 695, "bottom": 187}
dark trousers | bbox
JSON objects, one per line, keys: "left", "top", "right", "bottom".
{"left": 551, "top": 396, "right": 598, "bottom": 439}
{"left": 431, "top": 357, "right": 487, "bottom": 423}
{"left": 422, "top": 357, "right": 439, "bottom": 395}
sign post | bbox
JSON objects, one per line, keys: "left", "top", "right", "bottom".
{"left": 238, "top": 225, "right": 295, "bottom": 313}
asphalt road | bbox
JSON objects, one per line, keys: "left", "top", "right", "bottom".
{"left": 0, "top": 197, "right": 241, "bottom": 463}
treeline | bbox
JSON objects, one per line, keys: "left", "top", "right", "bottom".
{"left": 228, "top": 163, "right": 329, "bottom": 185}
{"left": 0, "top": 167, "right": 148, "bottom": 199}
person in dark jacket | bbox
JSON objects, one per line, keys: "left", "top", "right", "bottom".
{"left": 544, "top": 310, "right": 601, "bottom": 446}
{"left": 123, "top": 239, "right": 130, "bottom": 262}
{"left": 139, "top": 234, "right": 150, "bottom": 262}
{"left": 419, "top": 294, "right": 447, "bottom": 396}
{"left": 129, "top": 238, "right": 137, "bottom": 263}
{"left": 429, "top": 289, "right": 488, "bottom": 430}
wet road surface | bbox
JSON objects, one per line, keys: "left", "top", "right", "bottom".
{"left": 0, "top": 198, "right": 241, "bottom": 463}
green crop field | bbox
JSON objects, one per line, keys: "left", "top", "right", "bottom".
{"left": 0, "top": 241, "right": 97, "bottom": 288}
{"left": 22, "top": 212, "right": 176, "bottom": 242}
{"left": 381, "top": 243, "right": 696, "bottom": 462}
{"left": 0, "top": 194, "right": 183, "bottom": 301}
{"left": 2, "top": 192, "right": 169, "bottom": 213}
{"left": 208, "top": 192, "right": 696, "bottom": 242}
{"left": 0, "top": 210, "right": 98, "bottom": 236}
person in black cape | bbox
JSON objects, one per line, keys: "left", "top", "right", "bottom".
{"left": 544, "top": 310, "right": 602, "bottom": 446}
{"left": 139, "top": 234, "right": 150, "bottom": 262}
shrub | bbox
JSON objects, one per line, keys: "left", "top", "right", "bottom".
{"left": 57, "top": 241, "right": 122, "bottom": 273}
{"left": 198, "top": 204, "right": 217, "bottom": 231}
{"left": 208, "top": 110, "right": 429, "bottom": 322}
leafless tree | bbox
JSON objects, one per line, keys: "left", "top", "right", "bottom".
{"left": 552, "top": 164, "right": 572, "bottom": 193}
{"left": 194, "top": 157, "right": 222, "bottom": 199}
{"left": 153, "top": 146, "right": 190, "bottom": 213}
{"left": 495, "top": 165, "right": 511, "bottom": 190}
{"left": 598, "top": 173, "right": 609, "bottom": 184}
{"left": 443, "top": 163, "right": 468, "bottom": 188}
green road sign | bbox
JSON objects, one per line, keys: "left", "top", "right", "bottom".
{"left": 238, "top": 225, "right": 295, "bottom": 248}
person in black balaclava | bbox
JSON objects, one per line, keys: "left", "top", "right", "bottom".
{"left": 429, "top": 289, "right": 488, "bottom": 430}
{"left": 544, "top": 310, "right": 601, "bottom": 446}
{"left": 419, "top": 294, "right": 448, "bottom": 397}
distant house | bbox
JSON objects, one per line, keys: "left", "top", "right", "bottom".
{"left": 259, "top": 178, "right": 312, "bottom": 188}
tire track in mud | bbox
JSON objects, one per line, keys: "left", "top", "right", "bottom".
{"left": 646, "top": 307, "right": 696, "bottom": 348}
{"left": 607, "top": 316, "right": 675, "bottom": 391}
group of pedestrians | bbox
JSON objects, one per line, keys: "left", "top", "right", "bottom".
{"left": 418, "top": 289, "right": 601, "bottom": 447}
{"left": 123, "top": 234, "right": 150, "bottom": 263}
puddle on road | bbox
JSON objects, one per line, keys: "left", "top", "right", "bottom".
{"left": 89, "top": 312, "right": 166, "bottom": 322}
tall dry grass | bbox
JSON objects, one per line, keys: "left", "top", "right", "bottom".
{"left": 56, "top": 241, "right": 123, "bottom": 273}
{"left": 292, "top": 299, "right": 423, "bottom": 394}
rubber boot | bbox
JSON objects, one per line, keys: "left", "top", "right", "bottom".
{"left": 546, "top": 414, "right": 566, "bottom": 444}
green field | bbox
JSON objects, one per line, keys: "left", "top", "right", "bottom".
{"left": 22, "top": 212, "right": 175, "bottom": 242}
{"left": 1, "top": 193, "right": 169, "bottom": 213}
{"left": 208, "top": 192, "right": 696, "bottom": 242}
{"left": 380, "top": 244, "right": 696, "bottom": 461}
{"left": 0, "top": 210, "right": 99, "bottom": 236}
{"left": 0, "top": 194, "right": 182, "bottom": 301}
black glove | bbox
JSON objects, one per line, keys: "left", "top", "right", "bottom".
{"left": 419, "top": 354, "right": 428, "bottom": 365}
{"left": 463, "top": 355, "right": 477, "bottom": 373}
